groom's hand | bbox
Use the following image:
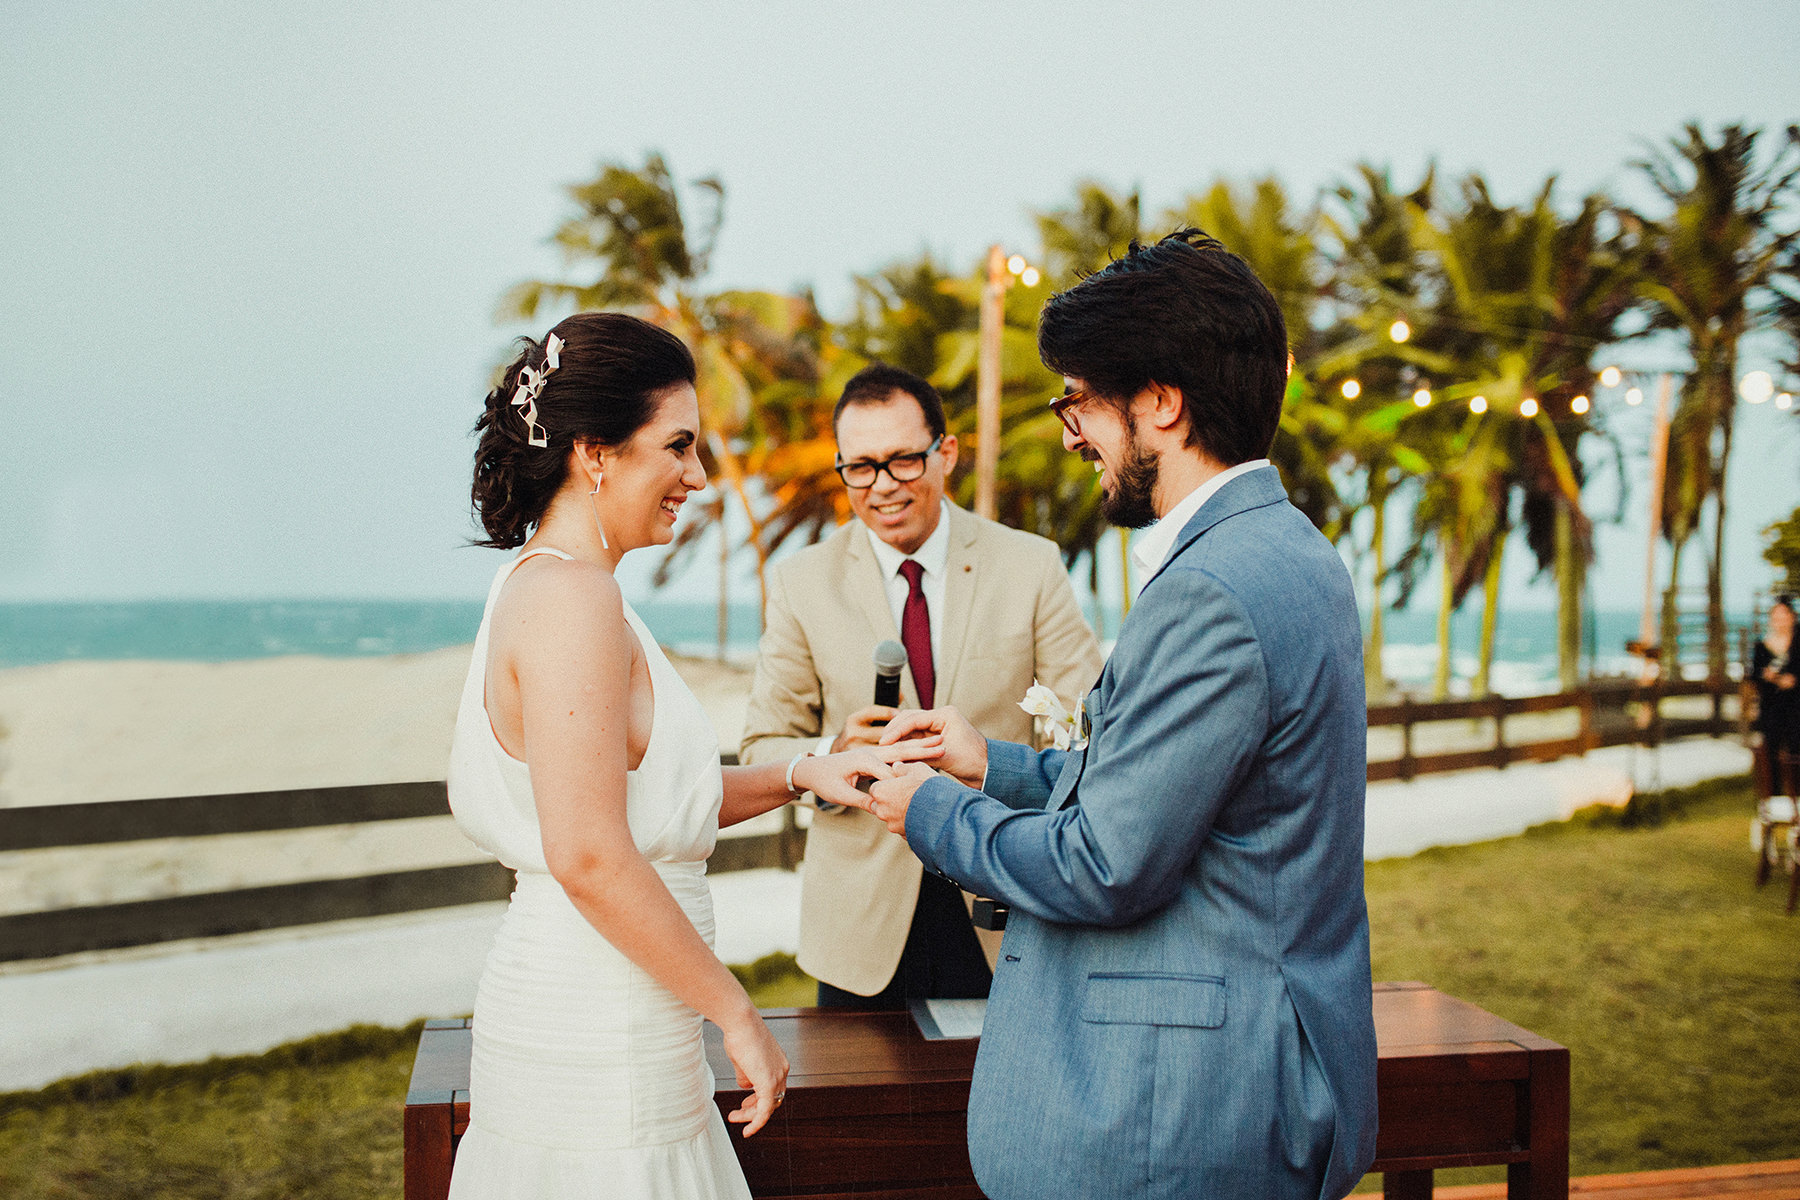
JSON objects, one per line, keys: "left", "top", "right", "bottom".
{"left": 864, "top": 760, "right": 938, "bottom": 835}
{"left": 880, "top": 706, "right": 987, "bottom": 788}
{"left": 795, "top": 740, "right": 941, "bottom": 809}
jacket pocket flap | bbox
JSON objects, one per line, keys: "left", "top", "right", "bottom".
{"left": 1080, "top": 973, "right": 1226, "bottom": 1027}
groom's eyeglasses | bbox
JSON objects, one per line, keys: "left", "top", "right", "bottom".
{"left": 835, "top": 437, "right": 943, "bottom": 488}
{"left": 1049, "top": 388, "right": 1096, "bottom": 438}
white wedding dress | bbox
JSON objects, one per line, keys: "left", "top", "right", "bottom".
{"left": 444, "top": 548, "right": 751, "bottom": 1200}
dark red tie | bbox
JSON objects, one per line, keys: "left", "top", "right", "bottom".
{"left": 898, "top": 559, "right": 935, "bottom": 709}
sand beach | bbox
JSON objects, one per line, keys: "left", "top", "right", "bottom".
{"left": 0, "top": 646, "right": 754, "bottom": 810}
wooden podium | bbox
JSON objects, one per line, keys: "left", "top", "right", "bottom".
{"left": 405, "top": 981, "right": 1568, "bottom": 1200}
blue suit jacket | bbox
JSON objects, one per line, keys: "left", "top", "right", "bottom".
{"left": 904, "top": 469, "right": 1378, "bottom": 1200}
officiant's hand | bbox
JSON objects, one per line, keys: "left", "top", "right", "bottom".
{"left": 863, "top": 760, "right": 939, "bottom": 835}
{"left": 795, "top": 740, "right": 942, "bottom": 809}
{"left": 879, "top": 706, "right": 987, "bottom": 788}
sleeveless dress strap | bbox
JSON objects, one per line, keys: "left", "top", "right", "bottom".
{"left": 514, "top": 546, "right": 574, "bottom": 566}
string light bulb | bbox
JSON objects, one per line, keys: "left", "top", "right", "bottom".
{"left": 1599, "top": 366, "right": 1622, "bottom": 389}
{"left": 1341, "top": 379, "right": 1361, "bottom": 399}
{"left": 1020, "top": 266, "right": 1040, "bottom": 287}
{"left": 1006, "top": 254, "right": 1027, "bottom": 276}
{"left": 1520, "top": 398, "right": 1540, "bottom": 418}
{"left": 1389, "top": 319, "right": 1411, "bottom": 344}
{"left": 1625, "top": 387, "right": 1644, "bottom": 406}
{"left": 1470, "top": 395, "right": 1488, "bottom": 414}
{"left": 1739, "top": 370, "right": 1774, "bottom": 404}
{"left": 1779, "top": 393, "right": 1794, "bottom": 411}
{"left": 1571, "top": 395, "right": 1590, "bottom": 415}
{"left": 1412, "top": 388, "right": 1432, "bottom": 408}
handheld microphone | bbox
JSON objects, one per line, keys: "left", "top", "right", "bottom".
{"left": 873, "top": 640, "right": 907, "bottom": 710}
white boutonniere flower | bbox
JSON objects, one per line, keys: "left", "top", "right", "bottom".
{"left": 1018, "top": 682, "right": 1088, "bottom": 751}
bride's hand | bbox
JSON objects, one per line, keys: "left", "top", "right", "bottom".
{"left": 795, "top": 740, "right": 942, "bottom": 810}
{"left": 721, "top": 1012, "right": 789, "bottom": 1137}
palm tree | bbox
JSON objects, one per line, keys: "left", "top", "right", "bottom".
{"left": 1408, "top": 177, "right": 1637, "bottom": 692}
{"left": 1401, "top": 416, "right": 1514, "bottom": 698}
{"left": 498, "top": 153, "right": 841, "bottom": 644}
{"left": 1520, "top": 193, "right": 1638, "bottom": 689}
{"left": 1037, "top": 180, "right": 1143, "bottom": 288}
{"left": 1168, "top": 178, "right": 1348, "bottom": 538}
{"left": 1313, "top": 169, "right": 1637, "bottom": 698}
{"left": 652, "top": 288, "right": 849, "bottom": 612}
{"left": 1627, "top": 123, "right": 1800, "bottom": 679}
{"left": 1313, "top": 165, "right": 1448, "bottom": 696}
{"left": 1778, "top": 233, "right": 1800, "bottom": 382}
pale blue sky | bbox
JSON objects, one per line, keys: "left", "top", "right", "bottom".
{"left": 2, "top": 0, "right": 1797, "bottom": 609}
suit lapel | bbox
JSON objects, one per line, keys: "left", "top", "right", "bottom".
{"left": 1049, "top": 670, "right": 1106, "bottom": 812}
{"left": 933, "top": 505, "right": 980, "bottom": 705}
{"left": 1142, "top": 468, "right": 1290, "bottom": 592}
{"left": 844, "top": 527, "right": 902, "bottom": 645}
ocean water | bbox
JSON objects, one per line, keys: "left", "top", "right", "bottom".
{"left": 0, "top": 599, "right": 1735, "bottom": 694}
{"left": 0, "top": 600, "right": 766, "bottom": 668}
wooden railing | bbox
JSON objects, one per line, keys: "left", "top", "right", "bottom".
{"left": 2, "top": 679, "right": 1745, "bottom": 964}
{"left": 0, "top": 754, "right": 805, "bottom": 965}
{"left": 1366, "top": 675, "right": 1740, "bottom": 782}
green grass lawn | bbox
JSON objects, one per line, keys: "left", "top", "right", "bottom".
{"left": 0, "top": 960, "right": 815, "bottom": 1199}
{"left": 4, "top": 778, "right": 1796, "bottom": 1198}
{"left": 1354, "top": 777, "right": 1800, "bottom": 1189}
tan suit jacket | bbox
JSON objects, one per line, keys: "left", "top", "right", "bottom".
{"left": 741, "top": 504, "right": 1103, "bottom": 996}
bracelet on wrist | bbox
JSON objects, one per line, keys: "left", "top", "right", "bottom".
{"left": 785, "top": 751, "right": 815, "bottom": 794}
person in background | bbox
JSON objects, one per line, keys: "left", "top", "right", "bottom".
{"left": 740, "top": 363, "right": 1103, "bottom": 1009}
{"left": 1754, "top": 595, "right": 1798, "bottom": 797}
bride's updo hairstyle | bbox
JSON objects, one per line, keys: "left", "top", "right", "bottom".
{"left": 472, "top": 312, "right": 697, "bottom": 549}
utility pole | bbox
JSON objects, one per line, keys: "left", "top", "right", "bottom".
{"left": 1639, "top": 373, "right": 1673, "bottom": 681}
{"left": 975, "top": 244, "right": 1006, "bottom": 521}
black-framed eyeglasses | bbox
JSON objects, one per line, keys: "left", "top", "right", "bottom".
{"left": 1049, "top": 389, "right": 1095, "bottom": 438}
{"left": 835, "top": 436, "right": 943, "bottom": 488}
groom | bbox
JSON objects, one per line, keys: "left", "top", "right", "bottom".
{"left": 861, "top": 231, "right": 1379, "bottom": 1200}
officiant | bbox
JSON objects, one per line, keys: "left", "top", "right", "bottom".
{"left": 740, "top": 363, "right": 1101, "bottom": 1009}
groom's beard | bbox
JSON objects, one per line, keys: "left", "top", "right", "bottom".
{"left": 1100, "top": 415, "right": 1160, "bottom": 529}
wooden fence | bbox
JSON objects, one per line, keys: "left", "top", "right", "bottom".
{"left": 1366, "top": 676, "right": 1738, "bottom": 782}
{"left": 0, "top": 754, "right": 804, "bottom": 965}
{"left": 1, "top": 678, "right": 1745, "bottom": 964}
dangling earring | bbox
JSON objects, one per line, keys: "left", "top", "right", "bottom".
{"left": 589, "top": 469, "right": 609, "bottom": 550}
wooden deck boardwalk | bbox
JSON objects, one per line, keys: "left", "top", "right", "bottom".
{"left": 1431, "top": 1160, "right": 1800, "bottom": 1199}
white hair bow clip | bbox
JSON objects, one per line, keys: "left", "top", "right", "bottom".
{"left": 510, "top": 334, "right": 564, "bottom": 448}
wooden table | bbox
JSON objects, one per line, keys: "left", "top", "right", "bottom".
{"left": 404, "top": 981, "right": 1568, "bottom": 1200}
{"left": 1370, "top": 982, "right": 1568, "bottom": 1200}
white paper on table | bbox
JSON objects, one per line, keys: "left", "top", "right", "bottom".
{"left": 914, "top": 997, "right": 987, "bottom": 1040}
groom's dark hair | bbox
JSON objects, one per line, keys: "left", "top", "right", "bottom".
{"left": 1037, "top": 228, "right": 1288, "bottom": 466}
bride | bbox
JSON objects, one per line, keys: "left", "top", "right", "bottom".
{"left": 445, "top": 312, "right": 932, "bottom": 1198}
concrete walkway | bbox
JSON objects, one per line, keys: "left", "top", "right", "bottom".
{"left": 2, "top": 740, "right": 1752, "bottom": 1093}
{"left": 1364, "top": 738, "right": 1752, "bottom": 860}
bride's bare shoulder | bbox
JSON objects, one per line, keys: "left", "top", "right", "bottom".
{"left": 494, "top": 556, "right": 626, "bottom": 646}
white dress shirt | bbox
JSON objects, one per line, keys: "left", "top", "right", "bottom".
{"left": 1130, "top": 460, "right": 1274, "bottom": 582}
{"left": 865, "top": 500, "right": 950, "bottom": 665}
{"left": 815, "top": 501, "right": 953, "bottom": 756}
